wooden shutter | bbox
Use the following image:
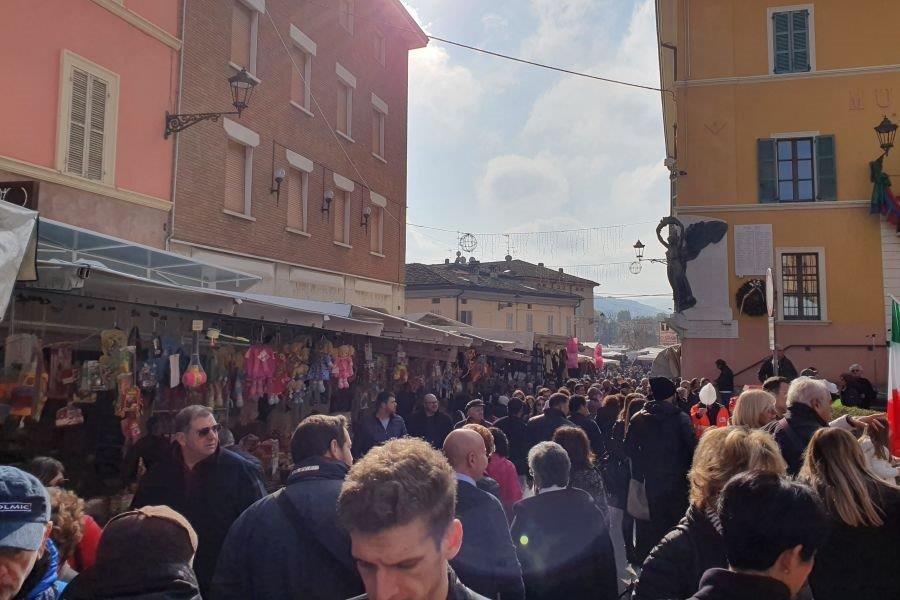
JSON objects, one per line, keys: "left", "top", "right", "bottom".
{"left": 290, "top": 50, "right": 304, "bottom": 104}
{"left": 337, "top": 84, "right": 349, "bottom": 134}
{"left": 773, "top": 12, "right": 791, "bottom": 73}
{"left": 66, "top": 68, "right": 89, "bottom": 175}
{"left": 815, "top": 135, "right": 836, "bottom": 201}
{"left": 791, "top": 10, "right": 810, "bottom": 72}
{"left": 86, "top": 77, "right": 107, "bottom": 180}
{"left": 757, "top": 139, "right": 778, "bottom": 202}
{"left": 286, "top": 170, "right": 302, "bottom": 229}
{"left": 370, "top": 206, "right": 383, "bottom": 253}
{"left": 231, "top": 3, "right": 252, "bottom": 68}
{"left": 333, "top": 190, "right": 347, "bottom": 242}
{"left": 224, "top": 140, "right": 246, "bottom": 213}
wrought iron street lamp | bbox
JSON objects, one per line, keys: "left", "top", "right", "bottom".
{"left": 633, "top": 240, "right": 646, "bottom": 260}
{"left": 164, "top": 69, "right": 258, "bottom": 138}
{"left": 875, "top": 115, "right": 898, "bottom": 156}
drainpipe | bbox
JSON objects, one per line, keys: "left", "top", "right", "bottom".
{"left": 454, "top": 290, "right": 464, "bottom": 321}
{"left": 661, "top": 42, "right": 679, "bottom": 217}
{"left": 166, "top": 0, "right": 188, "bottom": 252}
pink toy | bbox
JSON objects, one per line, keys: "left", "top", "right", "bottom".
{"left": 332, "top": 344, "right": 355, "bottom": 389}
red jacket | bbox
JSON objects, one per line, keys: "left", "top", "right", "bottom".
{"left": 486, "top": 454, "right": 523, "bottom": 518}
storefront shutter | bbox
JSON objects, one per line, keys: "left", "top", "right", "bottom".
{"left": 757, "top": 138, "right": 778, "bottom": 202}
{"left": 815, "top": 135, "right": 836, "bottom": 201}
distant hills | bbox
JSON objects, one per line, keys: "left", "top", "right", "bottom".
{"left": 594, "top": 296, "right": 672, "bottom": 319}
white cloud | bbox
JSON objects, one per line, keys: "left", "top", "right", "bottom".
{"left": 476, "top": 154, "right": 570, "bottom": 221}
{"left": 481, "top": 13, "right": 509, "bottom": 38}
{"left": 408, "top": 45, "right": 483, "bottom": 138}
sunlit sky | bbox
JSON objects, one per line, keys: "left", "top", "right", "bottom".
{"left": 402, "top": 0, "right": 673, "bottom": 312}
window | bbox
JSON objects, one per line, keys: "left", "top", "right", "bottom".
{"left": 771, "top": 8, "right": 811, "bottom": 74}
{"left": 757, "top": 136, "right": 836, "bottom": 202}
{"left": 336, "top": 64, "right": 356, "bottom": 140}
{"left": 506, "top": 314, "right": 514, "bottom": 330}
{"left": 527, "top": 304, "right": 532, "bottom": 310}
{"left": 289, "top": 25, "right": 316, "bottom": 114}
{"left": 548, "top": 315, "right": 555, "bottom": 335}
{"left": 338, "top": 0, "right": 354, "bottom": 33}
{"left": 431, "top": 298, "right": 441, "bottom": 304}
{"left": 372, "top": 109, "right": 385, "bottom": 158}
{"left": 230, "top": 1, "right": 259, "bottom": 75}
{"left": 373, "top": 30, "right": 386, "bottom": 65}
{"left": 566, "top": 317, "right": 573, "bottom": 337}
{"left": 780, "top": 252, "right": 821, "bottom": 320}
{"left": 461, "top": 299, "right": 468, "bottom": 305}
{"left": 370, "top": 205, "right": 384, "bottom": 254}
{"left": 460, "top": 310, "right": 473, "bottom": 325}
{"left": 286, "top": 168, "right": 308, "bottom": 232}
{"left": 526, "top": 313, "right": 534, "bottom": 333}
{"left": 290, "top": 49, "right": 311, "bottom": 111}
{"left": 58, "top": 52, "right": 118, "bottom": 185}
{"left": 222, "top": 118, "right": 259, "bottom": 217}
{"left": 333, "top": 189, "right": 350, "bottom": 244}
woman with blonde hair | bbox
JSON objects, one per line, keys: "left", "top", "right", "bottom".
{"left": 731, "top": 389, "right": 778, "bottom": 429}
{"left": 633, "top": 427, "right": 787, "bottom": 600}
{"left": 799, "top": 427, "right": 900, "bottom": 600}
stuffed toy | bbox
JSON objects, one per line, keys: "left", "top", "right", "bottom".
{"left": 392, "top": 362, "right": 408, "bottom": 383}
{"left": 244, "top": 343, "right": 276, "bottom": 398}
{"left": 268, "top": 350, "right": 290, "bottom": 405}
{"left": 308, "top": 338, "right": 334, "bottom": 394}
{"left": 332, "top": 344, "right": 355, "bottom": 389}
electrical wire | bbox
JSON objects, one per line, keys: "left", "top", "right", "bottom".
{"left": 407, "top": 220, "right": 657, "bottom": 235}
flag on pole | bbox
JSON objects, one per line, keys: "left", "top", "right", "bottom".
{"left": 889, "top": 299, "right": 900, "bottom": 454}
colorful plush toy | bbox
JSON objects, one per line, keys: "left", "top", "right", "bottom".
{"left": 332, "top": 344, "right": 355, "bottom": 389}
{"left": 308, "top": 338, "right": 334, "bottom": 394}
{"left": 245, "top": 343, "right": 276, "bottom": 398}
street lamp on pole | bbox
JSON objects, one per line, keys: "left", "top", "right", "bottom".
{"left": 165, "top": 69, "right": 258, "bottom": 138}
{"left": 875, "top": 115, "right": 898, "bottom": 157}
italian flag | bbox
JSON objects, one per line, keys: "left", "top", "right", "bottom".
{"left": 890, "top": 299, "right": 900, "bottom": 454}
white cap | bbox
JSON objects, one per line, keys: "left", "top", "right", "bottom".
{"left": 497, "top": 395, "right": 510, "bottom": 406}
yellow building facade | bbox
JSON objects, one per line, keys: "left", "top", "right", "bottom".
{"left": 657, "top": 0, "right": 899, "bottom": 387}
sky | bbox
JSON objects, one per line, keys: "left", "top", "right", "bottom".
{"left": 401, "top": 0, "right": 674, "bottom": 312}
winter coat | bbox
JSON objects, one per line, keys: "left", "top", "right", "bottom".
{"left": 511, "top": 488, "right": 618, "bottom": 600}
{"left": 486, "top": 454, "right": 523, "bottom": 517}
{"left": 633, "top": 505, "right": 726, "bottom": 600}
{"left": 859, "top": 438, "right": 900, "bottom": 482}
{"left": 604, "top": 420, "right": 630, "bottom": 509}
{"left": 211, "top": 456, "right": 363, "bottom": 600}
{"left": 757, "top": 356, "right": 798, "bottom": 382}
{"left": 625, "top": 401, "right": 696, "bottom": 531}
{"left": 569, "top": 412, "right": 605, "bottom": 459}
{"left": 763, "top": 403, "right": 855, "bottom": 475}
{"left": 494, "top": 415, "right": 529, "bottom": 475}
{"left": 714, "top": 366, "right": 734, "bottom": 393}
{"left": 568, "top": 465, "right": 609, "bottom": 524}
{"left": 407, "top": 409, "right": 454, "bottom": 449}
{"left": 348, "top": 568, "right": 490, "bottom": 600}
{"left": 60, "top": 564, "right": 199, "bottom": 600}
{"left": 809, "top": 484, "right": 900, "bottom": 600}
{"left": 452, "top": 478, "right": 525, "bottom": 600}
{"left": 131, "top": 447, "right": 266, "bottom": 597}
{"left": 19, "top": 540, "right": 62, "bottom": 600}
{"left": 353, "top": 412, "right": 408, "bottom": 457}
{"left": 525, "top": 408, "right": 575, "bottom": 451}
{"left": 688, "top": 569, "right": 791, "bottom": 600}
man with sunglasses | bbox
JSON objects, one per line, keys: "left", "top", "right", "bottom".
{"left": 132, "top": 405, "right": 265, "bottom": 598}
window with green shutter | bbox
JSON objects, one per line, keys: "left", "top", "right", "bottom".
{"left": 757, "top": 135, "right": 837, "bottom": 203}
{"left": 772, "top": 9, "right": 811, "bottom": 74}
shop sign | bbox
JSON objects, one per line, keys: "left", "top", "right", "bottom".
{"left": 0, "top": 180, "right": 39, "bottom": 210}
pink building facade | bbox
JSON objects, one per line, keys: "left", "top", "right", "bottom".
{"left": 0, "top": 0, "right": 180, "bottom": 247}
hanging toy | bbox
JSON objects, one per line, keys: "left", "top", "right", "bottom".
{"left": 181, "top": 331, "right": 208, "bottom": 389}
{"left": 332, "top": 344, "right": 355, "bottom": 389}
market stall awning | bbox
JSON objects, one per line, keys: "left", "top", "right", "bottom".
{"left": 0, "top": 202, "right": 38, "bottom": 321}
{"left": 37, "top": 219, "right": 261, "bottom": 291}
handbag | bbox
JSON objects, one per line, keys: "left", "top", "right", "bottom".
{"left": 627, "top": 478, "right": 650, "bottom": 521}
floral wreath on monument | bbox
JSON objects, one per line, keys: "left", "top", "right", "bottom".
{"left": 735, "top": 278, "right": 767, "bottom": 316}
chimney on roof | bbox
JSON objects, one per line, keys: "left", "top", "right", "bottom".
{"left": 559, "top": 268, "right": 564, "bottom": 273}
{"left": 505, "top": 255, "right": 512, "bottom": 262}
{"left": 538, "top": 262, "right": 544, "bottom": 267}
{"left": 445, "top": 258, "right": 450, "bottom": 264}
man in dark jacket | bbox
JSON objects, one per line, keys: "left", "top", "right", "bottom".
{"left": 131, "top": 405, "right": 265, "bottom": 598}
{"left": 626, "top": 378, "right": 696, "bottom": 558}
{"left": 757, "top": 345, "right": 798, "bottom": 382}
{"left": 353, "top": 391, "right": 408, "bottom": 457}
{"left": 407, "top": 393, "right": 455, "bottom": 449}
{"left": 511, "top": 441, "right": 618, "bottom": 600}
{"left": 849, "top": 363, "right": 878, "bottom": 409}
{"left": 445, "top": 429, "right": 525, "bottom": 600}
{"left": 454, "top": 399, "right": 488, "bottom": 429}
{"left": 567, "top": 395, "right": 605, "bottom": 459}
{"left": 212, "top": 414, "right": 363, "bottom": 600}
{"left": 494, "top": 398, "right": 529, "bottom": 479}
{"left": 526, "top": 393, "right": 575, "bottom": 452}
{"left": 763, "top": 377, "right": 881, "bottom": 475}
{"left": 713, "top": 359, "right": 734, "bottom": 403}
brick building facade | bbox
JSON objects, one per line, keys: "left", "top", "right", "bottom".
{"left": 170, "top": 0, "right": 426, "bottom": 314}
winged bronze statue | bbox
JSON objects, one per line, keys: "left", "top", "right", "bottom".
{"left": 657, "top": 217, "right": 728, "bottom": 313}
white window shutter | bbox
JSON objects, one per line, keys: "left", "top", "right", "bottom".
{"left": 67, "top": 68, "right": 89, "bottom": 175}
{"left": 86, "top": 77, "right": 107, "bottom": 180}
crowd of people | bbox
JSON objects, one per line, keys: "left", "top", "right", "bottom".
{"left": 2, "top": 354, "right": 899, "bottom": 600}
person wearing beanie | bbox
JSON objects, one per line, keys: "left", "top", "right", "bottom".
{"left": 61, "top": 506, "right": 201, "bottom": 600}
{"left": 626, "top": 377, "right": 697, "bottom": 563}
{"left": 0, "top": 466, "right": 61, "bottom": 600}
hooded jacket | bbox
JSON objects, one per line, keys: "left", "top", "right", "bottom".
{"left": 60, "top": 563, "right": 200, "bottom": 600}
{"left": 212, "top": 456, "right": 363, "bottom": 600}
{"left": 131, "top": 447, "right": 266, "bottom": 597}
{"left": 688, "top": 569, "right": 791, "bottom": 600}
{"left": 17, "top": 540, "right": 62, "bottom": 600}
